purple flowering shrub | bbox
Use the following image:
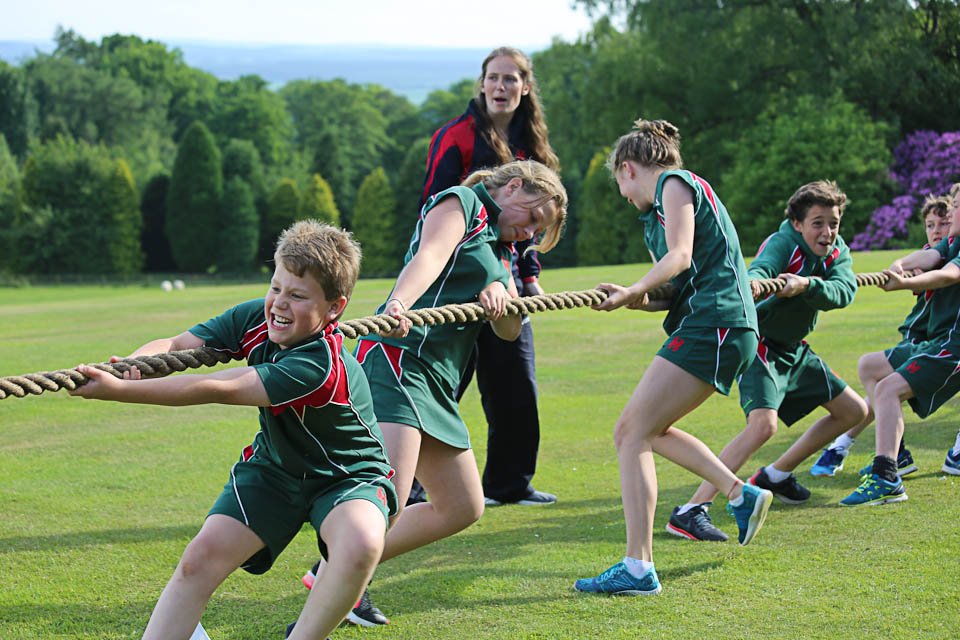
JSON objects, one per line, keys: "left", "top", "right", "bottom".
{"left": 852, "top": 131, "right": 960, "bottom": 250}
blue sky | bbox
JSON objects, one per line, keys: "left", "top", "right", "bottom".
{"left": 3, "top": 0, "right": 596, "bottom": 49}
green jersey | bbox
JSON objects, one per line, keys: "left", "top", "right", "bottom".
{"left": 898, "top": 243, "right": 934, "bottom": 343}
{"left": 749, "top": 219, "right": 857, "bottom": 347}
{"left": 639, "top": 170, "right": 757, "bottom": 335}
{"left": 927, "top": 235, "right": 960, "bottom": 343}
{"left": 190, "top": 299, "right": 392, "bottom": 479}
{"left": 366, "top": 183, "right": 512, "bottom": 393}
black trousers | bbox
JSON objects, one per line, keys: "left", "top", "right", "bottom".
{"left": 457, "top": 319, "right": 541, "bottom": 502}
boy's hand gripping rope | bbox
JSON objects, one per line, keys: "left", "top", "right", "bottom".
{"left": 0, "top": 272, "right": 895, "bottom": 400}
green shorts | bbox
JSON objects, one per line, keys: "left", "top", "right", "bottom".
{"left": 358, "top": 340, "right": 470, "bottom": 449}
{"left": 656, "top": 327, "right": 757, "bottom": 396}
{"left": 737, "top": 338, "right": 847, "bottom": 425}
{"left": 885, "top": 338, "right": 960, "bottom": 419}
{"left": 209, "top": 451, "right": 397, "bottom": 574}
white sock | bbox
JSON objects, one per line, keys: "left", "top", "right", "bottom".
{"left": 952, "top": 430, "right": 960, "bottom": 456}
{"left": 623, "top": 556, "right": 654, "bottom": 578}
{"left": 190, "top": 623, "right": 211, "bottom": 640}
{"left": 676, "top": 502, "right": 700, "bottom": 515}
{"left": 764, "top": 465, "right": 792, "bottom": 483}
{"left": 729, "top": 487, "right": 745, "bottom": 507}
{"left": 833, "top": 434, "right": 856, "bottom": 452}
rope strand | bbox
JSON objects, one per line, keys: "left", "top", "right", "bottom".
{"left": 0, "top": 271, "right": 898, "bottom": 401}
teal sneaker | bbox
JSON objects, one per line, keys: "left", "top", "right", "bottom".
{"left": 810, "top": 447, "right": 847, "bottom": 477}
{"left": 725, "top": 483, "right": 773, "bottom": 545}
{"left": 840, "top": 473, "right": 907, "bottom": 507}
{"left": 574, "top": 562, "right": 662, "bottom": 596}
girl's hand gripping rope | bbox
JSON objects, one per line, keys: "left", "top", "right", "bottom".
{"left": 592, "top": 282, "right": 644, "bottom": 311}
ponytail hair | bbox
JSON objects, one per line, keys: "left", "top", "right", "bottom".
{"left": 463, "top": 160, "right": 567, "bottom": 254}
{"left": 473, "top": 47, "right": 560, "bottom": 172}
{"left": 606, "top": 118, "right": 683, "bottom": 174}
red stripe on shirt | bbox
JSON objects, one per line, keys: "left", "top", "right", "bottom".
{"left": 270, "top": 323, "right": 350, "bottom": 415}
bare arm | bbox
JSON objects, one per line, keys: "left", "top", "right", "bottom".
{"left": 70, "top": 364, "right": 270, "bottom": 407}
{"left": 883, "top": 262, "right": 960, "bottom": 293}
{"left": 489, "top": 277, "right": 522, "bottom": 341}
{"left": 594, "top": 177, "right": 694, "bottom": 311}
{"left": 381, "top": 197, "right": 468, "bottom": 337}
{"left": 125, "top": 331, "right": 205, "bottom": 358}
{"left": 891, "top": 248, "right": 943, "bottom": 275}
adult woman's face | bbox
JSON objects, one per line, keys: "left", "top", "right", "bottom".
{"left": 482, "top": 55, "right": 529, "bottom": 120}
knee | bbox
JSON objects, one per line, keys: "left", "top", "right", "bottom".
{"left": 337, "top": 528, "right": 385, "bottom": 573}
{"left": 179, "top": 533, "right": 221, "bottom": 580}
{"left": 858, "top": 353, "right": 886, "bottom": 385}
{"left": 613, "top": 419, "right": 645, "bottom": 451}
{"left": 439, "top": 495, "right": 484, "bottom": 531}
{"left": 745, "top": 415, "right": 777, "bottom": 442}
{"left": 837, "top": 395, "right": 869, "bottom": 425}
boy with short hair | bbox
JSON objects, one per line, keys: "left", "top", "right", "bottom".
{"left": 843, "top": 185, "right": 960, "bottom": 505}
{"left": 811, "top": 194, "right": 953, "bottom": 477}
{"left": 667, "top": 180, "right": 867, "bottom": 542}
{"left": 71, "top": 220, "right": 398, "bottom": 640}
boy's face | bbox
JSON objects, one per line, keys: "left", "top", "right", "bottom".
{"left": 950, "top": 195, "right": 960, "bottom": 236}
{"left": 792, "top": 204, "right": 841, "bottom": 257}
{"left": 924, "top": 213, "right": 952, "bottom": 246}
{"left": 264, "top": 264, "right": 344, "bottom": 349}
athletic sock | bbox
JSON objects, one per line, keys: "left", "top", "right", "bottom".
{"left": 623, "top": 556, "right": 654, "bottom": 578}
{"left": 833, "top": 434, "right": 855, "bottom": 452}
{"left": 728, "top": 490, "right": 745, "bottom": 507}
{"left": 952, "top": 430, "right": 960, "bottom": 456}
{"left": 871, "top": 455, "right": 899, "bottom": 483}
{"left": 764, "top": 465, "right": 792, "bottom": 483}
{"left": 676, "top": 503, "right": 699, "bottom": 516}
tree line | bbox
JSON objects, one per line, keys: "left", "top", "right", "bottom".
{"left": 1, "top": 1, "right": 959, "bottom": 279}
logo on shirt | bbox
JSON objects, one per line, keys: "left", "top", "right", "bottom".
{"left": 667, "top": 337, "right": 685, "bottom": 352}
{"left": 905, "top": 362, "right": 921, "bottom": 374}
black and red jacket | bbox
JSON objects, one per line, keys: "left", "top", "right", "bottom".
{"left": 420, "top": 99, "right": 540, "bottom": 286}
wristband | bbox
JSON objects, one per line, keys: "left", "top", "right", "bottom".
{"left": 387, "top": 297, "right": 405, "bottom": 311}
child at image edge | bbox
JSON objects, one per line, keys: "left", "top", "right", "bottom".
{"left": 813, "top": 191, "right": 960, "bottom": 479}
{"left": 575, "top": 118, "right": 773, "bottom": 596}
{"left": 71, "top": 220, "right": 398, "bottom": 640}
{"left": 841, "top": 184, "right": 960, "bottom": 506}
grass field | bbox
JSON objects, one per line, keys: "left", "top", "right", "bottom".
{"left": 2, "top": 251, "right": 959, "bottom": 639}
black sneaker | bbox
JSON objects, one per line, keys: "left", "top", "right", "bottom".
{"left": 666, "top": 503, "right": 729, "bottom": 541}
{"left": 346, "top": 588, "right": 389, "bottom": 627}
{"left": 897, "top": 446, "right": 918, "bottom": 477}
{"left": 748, "top": 467, "right": 810, "bottom": 504}
{"left": 485, "top": 489, "right": 557, "bottom": 506}
{"left": 284, "top": 621, "right": 328, "bottom": 639}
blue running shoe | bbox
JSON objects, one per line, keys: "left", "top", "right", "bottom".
{"left": 840, "top": 473, "right": 907, "bottom": 507}
{"left": 810, "top": 447, "right": 847, "bottom": 477}
{"left": 943, "top": 449, "right": 960, "bottom": 476}
{"left": 725, "top": 483, "right": 773, "bottom": 545}
{"left": 574, "top": 562, "right": 662, "bottom": 596}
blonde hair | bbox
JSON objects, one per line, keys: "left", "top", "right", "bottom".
{"left": 785, "top": 180, "right": 848, "bottom": 221}
{"left": 921, "top": 194, "right": 952, "bottom": 220}
{"left": 474, "top": 47, "right": 560, "bottom": 171}
{"left": 949, "top": 182, "right": 960, "bottom": 201}
{"left": 463, "top": 160, "right": 567, "bottom": 253}
{"left": 274, "top": 219, "right": 361, "bottom": 301}
{"left": 606, "top": 118, "right": 683, "bottom": 173}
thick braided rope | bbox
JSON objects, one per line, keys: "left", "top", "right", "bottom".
{"left": 0, "top": 274, "right": 896, "bottom": 400}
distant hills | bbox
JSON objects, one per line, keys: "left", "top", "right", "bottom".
{"left": 0, "top": 40, "right": 495, "bottom": 104}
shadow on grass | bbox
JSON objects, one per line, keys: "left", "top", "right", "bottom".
{"left": 0, "top": 523, "right": 199, "bottom": 554}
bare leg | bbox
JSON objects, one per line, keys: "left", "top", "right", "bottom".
{"left": 688, "top": 408, "right": 778, "bottom": 504}
{"left": 614, "top": 356, "right": 744, "bottom": 561}
{"left": 142, "top": 515, "right": 264, "bottom": 640}
{"left": 873, "top": 373, "right": 914, "bottom": 460}
{"left": 771, "top": 387, "right": 868, "bottom": 472}
{"left": 380, "top": 434, "right": 484, "bottom": 561}
{"left": 289, "top": 500, "right": 386, "bottom": 640}
{"left": 840, "top": 352, "right": 897, "bottom": 440}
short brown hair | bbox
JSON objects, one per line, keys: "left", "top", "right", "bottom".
{"left": 785, "top": 180, "right": 848, "bottom": 222}
{"left": 921, "top": 194, "right": 952, "bottom": 220}
{"left": 606, "top": 118, "right": 683, "bottom": 173}
{"left": 274, "top": 220, "right": 361, "bottom": 301}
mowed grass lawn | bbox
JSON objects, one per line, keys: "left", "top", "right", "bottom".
{"left": 2, "top": 250, "right": 958, "bottom": 640}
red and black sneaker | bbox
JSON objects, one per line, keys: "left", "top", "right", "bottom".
{"left": 666, "top": 503, "right": 729, "bottom": 542}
